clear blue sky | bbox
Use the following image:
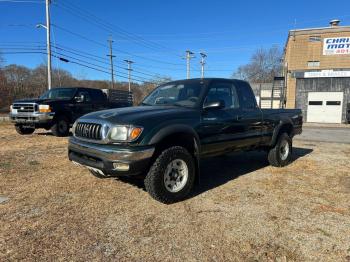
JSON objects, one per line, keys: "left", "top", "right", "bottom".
{"left": 1, "top": 0, "right": 350, "bottom": 82}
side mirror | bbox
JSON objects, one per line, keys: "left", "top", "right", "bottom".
{"left": 74, "top": 95, "right": 84, "bottom": 103}
{"left": 203, "top": 100, "right": 225, "bottom": 110}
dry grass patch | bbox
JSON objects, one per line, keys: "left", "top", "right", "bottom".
{"left": 1, "top": 125, "right": 350, "bottom": 261}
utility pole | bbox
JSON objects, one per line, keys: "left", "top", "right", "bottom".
{"left": 200, "top": 52, "right": 207, "bottom": 79}
{"left": 124, "top": 60, "right": 134, "bottom": 92}
{"left": 185, "top": 50, "right": 195, "bottom": 79}
{"left": 45, "top": 0, "right": 52, "bottom": 90}
{"left": 107, "top": 36, "right": 116, "bottom": 88}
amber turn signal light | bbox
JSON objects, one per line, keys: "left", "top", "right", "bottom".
{"left": 129, "top": 127, "right": 143, "bottom": 141}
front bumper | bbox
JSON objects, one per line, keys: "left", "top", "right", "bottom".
{"left": 10, "top": 112, "right": 55, "bottom": 124}
{"left": 68, "top": 136, "right": 155, "bottom": 177}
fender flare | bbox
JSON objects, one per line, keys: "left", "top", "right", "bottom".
{"left": 53, "top": 111, "right": 72, "bottom": 123}
{"left": 270, "top": 118, "right": 294, "bottom": 147}
{"left": 149, "top": 124, "right": 200, "bottom": 148}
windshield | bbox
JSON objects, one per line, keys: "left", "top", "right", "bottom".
{"left": 142, "top": 82, "right": 203, "bottom": 108}
{"left": 40, "top": 88, "right": 76, "bottom": 100}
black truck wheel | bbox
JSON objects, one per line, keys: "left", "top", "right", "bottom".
{"left": 144, "top": 146, "right": 195, "bottom": 204}
{"left": 51, "top": 116, "right": 70, "bottom": 137}
{"left": 15, "top": 125, "right": 35, "bottom": 135}
{"left": 268, "top": 132, "right": 292, "bottom": 167}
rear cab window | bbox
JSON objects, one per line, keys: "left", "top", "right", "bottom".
{"left": 235, "top": 81, "right": 258, "bottom": 110}
{"left": 204, "top": 81, "right": 240, "bottom": 110}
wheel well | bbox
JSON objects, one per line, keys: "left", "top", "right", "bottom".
{"left": 279, "top": 123, "right": 293, "bottom": 137}
{"left": 154, "top": 132, "right": 196, "bottom": 157}
{"left": 271, "top": 123, "right": 294, "bottom": 147}
{"left": 53, "top": 112, "right": 71, "bottom": 123}
{"left": 152, "top": 132, "right": 200, "bottom": 184}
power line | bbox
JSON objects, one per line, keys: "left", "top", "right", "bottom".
{"left": 1, "top": 42, "right": 163, "bottom": 79}
{"left": 51, "top": 20, "right": 62, "bottom": 87}
{"left": 50, "top": 50, "right": 152, "bottom": 82}
{"left": 52, "top": 23, "right": 184, "bottom": 66}
{"left": 0, "top": 0, "right": 43, "bottom": 3}
{"left": 53, "top": 0, "right": 181, "bottom": 57}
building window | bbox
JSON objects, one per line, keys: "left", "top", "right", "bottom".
{"left": 307, "top": 61, "right": 320, "bottom": 67}
{"left": 309, "top": 101, "right": 323, "bottom": 105}
{"left": 309, "top": 36, "right": 321, "bottom": 42}
{"left": 326, "top": 101, "right": 341, "bottom": 106}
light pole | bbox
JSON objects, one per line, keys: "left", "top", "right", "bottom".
{"left": 200, "top": 52, "right": 207, "bottom": 79}
{"left": 36, "top": 0, "right": 52, "bottom": 90}
{"left": 185, "top": 50, "right": 195, "bottom": 79}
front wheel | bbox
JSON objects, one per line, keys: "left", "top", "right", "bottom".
{"left": 144, "top": 146, "right": 195, "bottom": 204}
{"left": 268, "top": 132, "right": 292, "bottom": 167}
{"left": 15, "top": 125, "right": 35, "bottom": 135}
{"left": 51, "top": 116, "right": 70, "bottom": 137}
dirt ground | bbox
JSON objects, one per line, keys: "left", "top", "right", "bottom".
{"left": 1, "top": 123, "right": 350, "bottom": 261}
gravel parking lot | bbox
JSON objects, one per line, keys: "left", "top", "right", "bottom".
{"left": 1, "top": 123, "right": 350, "bottom": 261}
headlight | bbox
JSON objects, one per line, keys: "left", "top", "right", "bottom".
{"left": 39, "top": 104, "right": 51, "bottom": 113}
{"left": 109, "top": 125, "right": 143, "bottom": 142}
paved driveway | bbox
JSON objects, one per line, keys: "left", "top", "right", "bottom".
{"left": 296, "top": 126, "right": 350, "bottom": 144}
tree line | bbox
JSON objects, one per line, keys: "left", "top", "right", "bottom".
{"left": 0, "top": 45, "right": 283, "bottom": 112}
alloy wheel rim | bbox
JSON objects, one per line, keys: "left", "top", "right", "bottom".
{"left": 280, "top": 139, "right": 290, "bottom": 161}
{"left": 164, "top": 159, "right": 189, "bottom": 193}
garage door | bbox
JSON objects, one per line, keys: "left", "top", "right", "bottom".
{"left": 307, "top": 92, "right": 343, "bottom": 123}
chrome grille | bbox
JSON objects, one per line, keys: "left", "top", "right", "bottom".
{"left": 13, "top": 103, "right": 36, "bottom": 113}
{"left": 75, "top": 122, "right": 102, "bottom": 140}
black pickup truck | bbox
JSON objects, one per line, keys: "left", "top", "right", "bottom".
{"left": 10, "top": 87, "right": 132, "bottom": 136}
{"left": 68, "top": 78, "right": 302, "bottom": 203}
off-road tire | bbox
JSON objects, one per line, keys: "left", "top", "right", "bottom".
{"left": 144, "top": 146, "right": 195, "bottom": 204}
{"left": 268, "top": 132, "right": 292, "bottom": 167}
{"left": 51, "top": 116, "right": 70, "bottom": 137}
{"left": 15, "top": 125, "right": 35, "bottom": 135}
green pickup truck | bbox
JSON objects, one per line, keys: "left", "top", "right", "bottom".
{"left": 68, "top": 78, "right": 302, "bottom": 203}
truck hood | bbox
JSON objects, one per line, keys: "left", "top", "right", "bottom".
{"left": 79, "top": 105, "right": 199, "bottom": 125}
{"left": 13, "top": 98, "right": 70, "bottom": 104}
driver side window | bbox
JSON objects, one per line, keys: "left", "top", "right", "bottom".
{"left": 77, "top": 91, "right": 91, "bottom": 102}
{"left": 205, "top": 82, "right": 240, "bottom": 109}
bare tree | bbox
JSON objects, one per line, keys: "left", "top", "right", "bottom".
{"left": 232, "top": 46, "right": 282, "bottom": 83}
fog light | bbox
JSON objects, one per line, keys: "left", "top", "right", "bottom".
{"left": 113, "top": 162, "right": 129, "bottom": 171}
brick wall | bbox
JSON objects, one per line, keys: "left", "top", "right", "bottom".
{"left": 284, "top": 26, "right": 350, "bottom": 107}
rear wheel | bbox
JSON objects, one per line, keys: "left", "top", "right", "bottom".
{"left": 268, "top": 132, "right": 292, "bottom": 167}
{"left": 144, "top": 146, "right": 195, "bottom": 204}
{"left": 15, "top": 125, "right": 35, "bottom": 135}
{"left": 51, "top": 116, "right": 70, "bottom": 137}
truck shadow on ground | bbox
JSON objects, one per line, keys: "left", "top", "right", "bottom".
{"left": 117, "top": 147, "right": 313, "bottom": 200}
{"left": 191, "top": 147, "right": 313, "bottom": 198}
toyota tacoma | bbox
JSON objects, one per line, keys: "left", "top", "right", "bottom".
{"left": 68, "top": 78, "right": 302, "bottom": 203}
